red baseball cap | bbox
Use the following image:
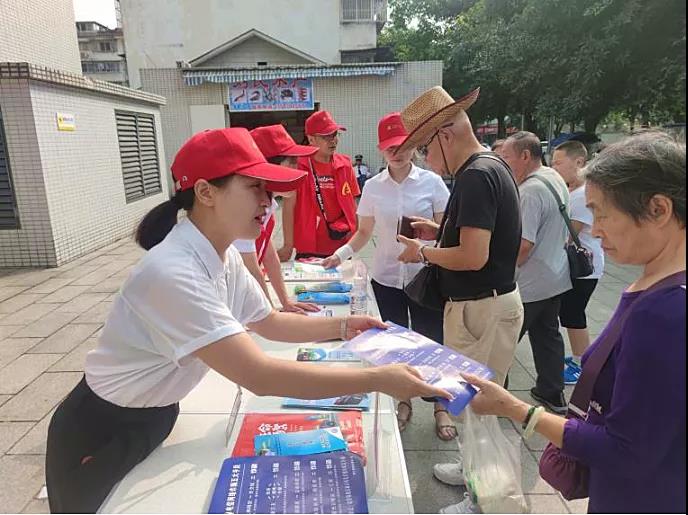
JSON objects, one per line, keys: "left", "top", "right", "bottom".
{"left": 377, "top": 112, "right": 409, "bottom": 151}
{"left": 305, "top": 111, "right": 347, "bottom": 136}
{"left": 250, "top": 125, "right": 317, "bottom": 158}
{"left": 171, "top": 128, "right": 306, "bottom": 193}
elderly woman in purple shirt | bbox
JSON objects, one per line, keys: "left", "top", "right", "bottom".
{"left": 462, "top": 131, "right": 686, "bottom": 514}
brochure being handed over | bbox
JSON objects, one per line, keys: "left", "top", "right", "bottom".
{"left": 341, "top": 322, "right": 494, "bottom": 415}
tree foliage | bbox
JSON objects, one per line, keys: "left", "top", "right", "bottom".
{"left": 380, "top": 0, "right": 686, "bottom": 137}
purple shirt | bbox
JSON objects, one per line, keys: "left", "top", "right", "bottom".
{"left": 562, "top": 285, "right": 686, "bottom": 513}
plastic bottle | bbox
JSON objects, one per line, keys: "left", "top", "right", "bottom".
{"left": 349, "top": 260, "right": 369, "bottom": 316}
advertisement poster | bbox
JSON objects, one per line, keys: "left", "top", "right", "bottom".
{"left": 208, "top": 452, "right": 368, "bottom": 514}
{"left": 229, "top": 79, "right": 314, "bottom": 112}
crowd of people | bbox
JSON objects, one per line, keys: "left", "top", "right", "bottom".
{"left": 44, "top": 85, "right": 685, "bottom": 514}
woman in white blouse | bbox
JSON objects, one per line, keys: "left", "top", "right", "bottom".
{"left": 322, "top": 113, "right": 453, "bottom": 439}
{"left": 45, "top": 128, "right": 450, "bottom": 514}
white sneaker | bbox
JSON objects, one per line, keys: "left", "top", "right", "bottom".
{"left": 440, "top": 493, "right": 481, "bottom": 514}
{"left": 433, "top": 461, "right": 465, "bottom": 486}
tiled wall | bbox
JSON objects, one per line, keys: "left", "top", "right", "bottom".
{"left": 0, "top": 80, "right": 56, "bottom": 267}
{"left": 141, "top": 61, "right": 443, "bottom": 172}
{"left": 0, "top": 0, "right": 82, "bottom": 75}
{"left": 29, "top": 82, "right": 169, "bottom": 266}
{"left": 0, "top": 79, "right": 168, "bottom": 268}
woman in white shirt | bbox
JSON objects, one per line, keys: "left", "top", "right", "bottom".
{"left": 45, "top": 128, "right": 450, "bottom": 514}
{"left": 233, "top": 125, "right": 320, "bottom": 314}
{"left": 322, "top": 113, "right": 451, "bottom": 438}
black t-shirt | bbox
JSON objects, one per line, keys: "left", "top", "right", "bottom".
{"left": 438, "top": 152, "right": 522, "bottom": 299}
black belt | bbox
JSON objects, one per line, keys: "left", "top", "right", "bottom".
{"left": 447, "top": 283, "right": 516, "bottom": 303}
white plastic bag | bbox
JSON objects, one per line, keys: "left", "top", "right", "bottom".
{"left": 462, "top": 406, "right": 527, "bottom": 513}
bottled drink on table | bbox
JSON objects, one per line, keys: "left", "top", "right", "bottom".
{"left": 349, "top": 260, "right": 368, "bottom": 316}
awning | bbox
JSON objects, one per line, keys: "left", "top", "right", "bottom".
{"left": 182, "top": 64, "right": 398, "bottom": 86}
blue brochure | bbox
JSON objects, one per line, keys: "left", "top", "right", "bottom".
{"left": 282, "top": 394, "right": 370, "bottom": 411}
{"left": 341, "top": 322, "right": 494, "bottom": 415}
{"left": 297, "top": 347, "right": 359, "bottom": 362}
{"left": 208, "top": 451, "right": 368, "bottom": 514}
{"left": 254, "top": 427, "right": 348, "bottom": 456}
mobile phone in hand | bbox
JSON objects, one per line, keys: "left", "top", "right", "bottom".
{"left": 397, "top": 216, "right": 415, "bottom": 239}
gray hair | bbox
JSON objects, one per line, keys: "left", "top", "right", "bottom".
{"left": 507, "top": 131, "right": 542, "bottom": 160}
{"left": 584, "top": 130, "right": 686, "bottom": 226}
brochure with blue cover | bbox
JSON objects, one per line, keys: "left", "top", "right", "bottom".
{"left": 254, "top": 427, "right": 348, "bottom": 456}
{"left": 296, "top": 292, "right": 350, "bottom": 305}
{"left": 341, "top": 322, "right": 494, "bottom": 415}
{"left": 208, "top": 451, "right": 368, "bottom": 514}
{"left": 282, "top": 394, "right": 370, "bottom": 411}
{"left": 296, "top": 347, "right": 360, "bottom": 362}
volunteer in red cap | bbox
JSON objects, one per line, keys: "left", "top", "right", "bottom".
{"left": 233, "top": 124, "right": 320, "bottom": 313}
{"left": 322, "top": 113, "right": 451, "bottom": 436}
{"left": 277, "top": 110, "right": 360, "bottom": 261}
{"left": 45, "top": 127, "right": 451, "bottom": 513}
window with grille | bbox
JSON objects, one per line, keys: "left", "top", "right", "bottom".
{"left": 115, "top": 110, "right": 161, "bottom": 202}
{"left": 0, "top": 108, "right": 19, "bottom": 229}
{"left": 342, "top": 0, "right": 373, "bottom": 21}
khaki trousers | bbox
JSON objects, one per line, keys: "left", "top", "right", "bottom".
{"left": 443, "top": 287, "right": 524, "bottom": 387}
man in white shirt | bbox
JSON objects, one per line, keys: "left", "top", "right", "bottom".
{"left": 500, "top": 131, "right": 572, "bottom": 414}
{"left": 551, "top": 140, "right": 605, "bottom": 384}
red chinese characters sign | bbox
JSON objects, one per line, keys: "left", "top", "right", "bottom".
{"left": 229, "top": 78, "right": 314, "bottom": 112}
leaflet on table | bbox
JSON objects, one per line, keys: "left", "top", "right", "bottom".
{"left": 342, "top": 322, "right": 494, "bottom": 415}
{"left": 282, "top": 393, "right": 370, "bottom": 411}
{"left": 306, "top": 308, "right": 334, "bottom": 318}
{"left": 283, "top": 262, "right": 343, "bottom": 281}
{"left": 297, "top": 347, "right": 360, "bottom": 362}
{"left": 254, "top": 427, "right": 348, "bottom": 456}
{"left": 296, "top": 292, "right": 350, "bottom": 305}
{"left": 294, "top": 282, "right": 353, "bottom": 294}
{"left": 232, "top": 412, "right": 366, "bottom": 463}
{"left": 209, "top": 451, "right": 368, "bottom": 514}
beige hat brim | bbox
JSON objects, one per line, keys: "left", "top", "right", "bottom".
{"left": 395, "top": 88, "right": 480, "bottom": 154}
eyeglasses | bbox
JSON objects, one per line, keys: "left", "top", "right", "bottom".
{"left": 417, "top": 123, "right": 454, "bottom": 157}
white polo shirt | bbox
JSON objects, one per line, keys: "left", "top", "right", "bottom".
{"left": 357, "top": 165, "right": 450, "bottom": 289}
{"left": 85, "top": 218, "right": 273, "bottom": 408}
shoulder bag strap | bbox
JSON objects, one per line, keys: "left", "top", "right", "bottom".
{"left": 529, "top": 174, "right": 584, "bottom": 248}
{"left": 568, "top": 270, "right": 687, "bottom": 419}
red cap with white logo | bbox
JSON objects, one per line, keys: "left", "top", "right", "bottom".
{"left": 377, "top": 112, "right": 409, "bottom": 151}
{"left": 171, "top": 128, "right": 306, "bottom": 193}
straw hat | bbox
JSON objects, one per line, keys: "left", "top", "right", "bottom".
{"left": 395, "top": 86, "right": 480, "bottom": 153}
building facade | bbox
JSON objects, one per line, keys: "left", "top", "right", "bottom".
{"left": 120, "top": 0, "right": 441, "bottom": 172}
{"left": 77, "top": 21, "right": 129, "bottom": 86}
{"left": 120, "top": 0, "right": 387, "bottom": 89}
{"left": 0, "top": 0, "right": 168, "bottom": 268}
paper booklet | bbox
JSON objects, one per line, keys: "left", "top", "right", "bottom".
{"left": 342, "top": 322, "right": 494, "bottom": 415}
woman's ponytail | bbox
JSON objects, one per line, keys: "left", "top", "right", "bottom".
{"left": 135, "top": 189, "right": 194, "bottom": 250}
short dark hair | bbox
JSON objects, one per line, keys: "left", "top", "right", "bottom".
{"left": 554, "top": 140, "right": 588, "bottom": 161}
{"left": 584, "top": 130, "right": 686, "bottom": 226}
{"left": 508, "top": 131, "right": 542, "bottom": 160}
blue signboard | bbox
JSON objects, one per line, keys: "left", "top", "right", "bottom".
{"left": 229, "top": 78, "right": 314, "bottom": 112}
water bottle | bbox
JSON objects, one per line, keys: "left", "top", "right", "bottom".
{"left": 349, "top": 260, "right": 368, "bottom": 316}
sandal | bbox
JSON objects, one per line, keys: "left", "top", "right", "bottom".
{"left": 434, "top": 407, "right": 458, "bottom": 441}
{"left": 396, "top": 401, "right": 413, "bottom": 432}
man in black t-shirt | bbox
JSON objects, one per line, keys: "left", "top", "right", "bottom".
{"left": 394, "top": 88, "right": 524, "bottom": 501}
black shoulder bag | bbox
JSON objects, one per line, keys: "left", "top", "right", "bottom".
{"left": 530, "top": 175, "right": 594, "bottom": 280}
{"left": 404, "top": 153, "right": 509, "bottom": 311}
{"left": 309, "top": 159, "right": 348, "bottom": 240}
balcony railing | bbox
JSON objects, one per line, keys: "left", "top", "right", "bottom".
{"left": 342, "top": 0, "right": 387, "bottom": 23}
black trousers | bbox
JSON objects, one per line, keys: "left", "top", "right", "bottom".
{"left": 519, "top": 295, "right": 565, "bottom": 399}
{"left": 46, "top": 376, "right": 179, "bottom": 513}
{"left": 371, "top": 279, "right": 444, "bottom": 344}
